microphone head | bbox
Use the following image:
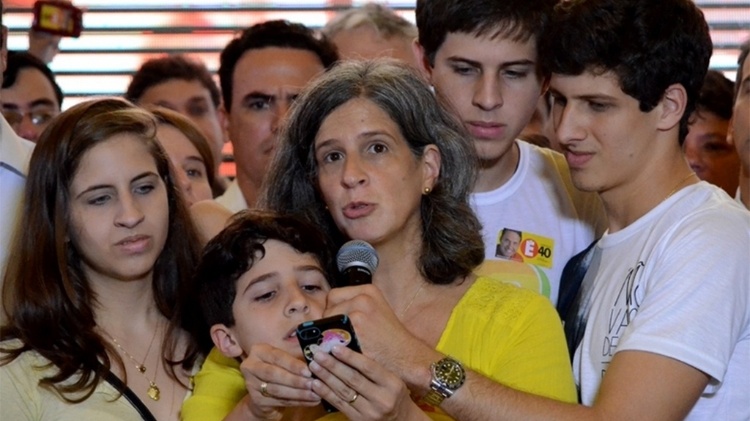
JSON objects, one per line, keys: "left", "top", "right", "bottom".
{"left": 336, "top": 240, "right": 379, "bottom": 273}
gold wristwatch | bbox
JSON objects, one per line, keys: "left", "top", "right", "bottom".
{"left": 423, "top": 357, "right": 466, "bottom": 407}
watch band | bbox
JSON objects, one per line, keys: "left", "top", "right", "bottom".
{"left": 422, "top": 380, "right": 453, "bottom": 406}
{"left": 424, "top": 357, "right": 465, "bottom": 407}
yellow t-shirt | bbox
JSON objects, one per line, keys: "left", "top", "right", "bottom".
{"left": 182, "top": 348, "right": 244, "bottom": 421}
{"left": 182, "top": 277, "right": 576, "bottom": 421}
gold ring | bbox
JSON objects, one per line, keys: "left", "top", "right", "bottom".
{"left": 347, "top": 392, "right": 359, "bottom": 404}
{"left": 260, "top": 382, "right": 270, "bottom": 397}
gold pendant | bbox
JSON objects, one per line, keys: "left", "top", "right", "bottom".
{"left": 147, "top": 382, "right": 160, "bottom": 401}
{"left": 137, "top": 365, "right": 146, "bottom": 373}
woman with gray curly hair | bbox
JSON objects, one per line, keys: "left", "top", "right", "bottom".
{"left": 193, "top": 60, "right": 575, "bottom": 421}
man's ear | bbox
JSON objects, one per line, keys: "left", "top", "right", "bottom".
{"left": 210, "top": 324, "right": 243, "bottom": 358}
{"left": 657, "top": 83, "right": 688, "bottom": 133}
{"left": 412, "top": 39, "right": 433, "bottom": 82}
{"left": 216, "top": 105, "right": 230, "bottom": 145}
{"left": 218, "top": 103, "right": 230, "bottom": 134}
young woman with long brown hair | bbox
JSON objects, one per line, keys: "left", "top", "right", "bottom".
{"left": 0, "top": 98, "right": 202, "bottom": 421}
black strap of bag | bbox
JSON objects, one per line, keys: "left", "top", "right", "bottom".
{"left": 103, "top": 371, "right": 158, "bottom": 421}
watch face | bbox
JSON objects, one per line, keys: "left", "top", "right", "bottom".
{"left": 434, "top": 358, "right": 466, "bottom": 389}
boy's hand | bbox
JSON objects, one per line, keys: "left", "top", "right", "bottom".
{"left": 240, "top": 343, "right": 321, "bottom": 418}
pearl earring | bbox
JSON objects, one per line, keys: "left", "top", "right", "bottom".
{"left": 423, "top": 187, "right": 432, "bottom": 195}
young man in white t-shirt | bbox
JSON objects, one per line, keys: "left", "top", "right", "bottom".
{"left": 544, "top": 0, "right": 750, "bottom": 416}
{"left": 386, "top": 0, "right": 749, "bottom": 420}
{"left": 413, "top": 0, "right": 605, "bottom": 305}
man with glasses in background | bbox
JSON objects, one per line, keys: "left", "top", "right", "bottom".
{"left": 1, "top": 51, "right": 62, "bottom": 142}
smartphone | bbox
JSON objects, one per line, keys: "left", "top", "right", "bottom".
{"left": 32, "top": 1, "right": 83, "bottom": 38}
{"left": 296, "top": 314, "right": 362, "bottom": 412}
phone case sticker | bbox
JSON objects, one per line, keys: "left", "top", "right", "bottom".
{"left": 303, "top": 328, "right": 352, "bottom": 360}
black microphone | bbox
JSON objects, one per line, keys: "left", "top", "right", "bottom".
{"left": 336, "top": 240, "right": 379, "bottom": 285}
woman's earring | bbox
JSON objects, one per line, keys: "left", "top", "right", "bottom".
{"left": 423, "top": 187, "right": 432, "bottom": 195}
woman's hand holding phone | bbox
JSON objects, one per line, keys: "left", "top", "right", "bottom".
{"left": 308, "top": 345, "right": 430, "bottom": 420}
{"left": 324, "top": 284, "right": 440, "bottom": 380}
{"left": 298, "top": 313, "right": 429, "bottom": 420}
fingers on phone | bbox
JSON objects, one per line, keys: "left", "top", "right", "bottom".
{"left": 310, "top": 349, "right": 372, "bottom": 407}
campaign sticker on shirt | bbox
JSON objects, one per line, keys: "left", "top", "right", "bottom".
{"left": 494, "top": 228, "right": 554, "bottom": 268}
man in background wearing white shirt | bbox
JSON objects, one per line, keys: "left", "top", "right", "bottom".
{"left": 0, "top": 0, "right": 35, "bottom": 308}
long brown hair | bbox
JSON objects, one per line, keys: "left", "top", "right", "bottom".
{"left": 0, "top": 98, "right": 203, "bottom": 402}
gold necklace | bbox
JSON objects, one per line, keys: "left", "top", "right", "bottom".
{"left": 399, "top": 283, "right": 425, "bottom": 318}
{"left": 104, "top": 329, "right": 161, "bottom": 401}
{"left": 665, "top": 172, "right": 697, "bottom": 199}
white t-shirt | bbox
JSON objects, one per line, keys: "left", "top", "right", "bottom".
{"left": 471, "top": 140, "right": 605, "bottom": 304}
{"left": 574, "top": 183, "right": 750, "bottom": 420}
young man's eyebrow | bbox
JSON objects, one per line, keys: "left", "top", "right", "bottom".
{"left": 186, "top": 96, "right": 209, "bottom": 104}
{"left": 548, "top": 89, "right": 616, "bottom": 101}
{"left": 446, "top": 57, "right": 482, "bottom": 67}
{"left": 576, "top": 94, "right": 617, "bottom": 101}
{"left": 446, "top": 56, "right": 535, "bottom": 68}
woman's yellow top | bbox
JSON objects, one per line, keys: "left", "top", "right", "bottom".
{"left": 182, "top": 277, "right": 576, "bottom": 421}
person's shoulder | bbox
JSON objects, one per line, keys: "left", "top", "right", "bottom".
{"left": 0, "top": 339, "right": 51, "bottom": 380}
{"left": 0, "top": 338, "right": 26, "bottom": 353}
{"left": 648, "top": 184, "right": 750, "bottom": 257}
{"left": 0, "top": 119, "right": 35, "bottom": 176}
{"left": 465, "top": 276, "right": 554, "bottom": 320}
{"left": 675, "top": 183, "right": 749, "bottom": 224}
{"left": 202, "top": 346, "right": 241, "bottom": 372}
{"left": 190, "top": 199, "right": 234, "bottom": 244}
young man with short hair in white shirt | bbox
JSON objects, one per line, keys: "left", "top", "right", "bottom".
{"left": 414, "top": 0, "right": 606, "bottom": 305}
